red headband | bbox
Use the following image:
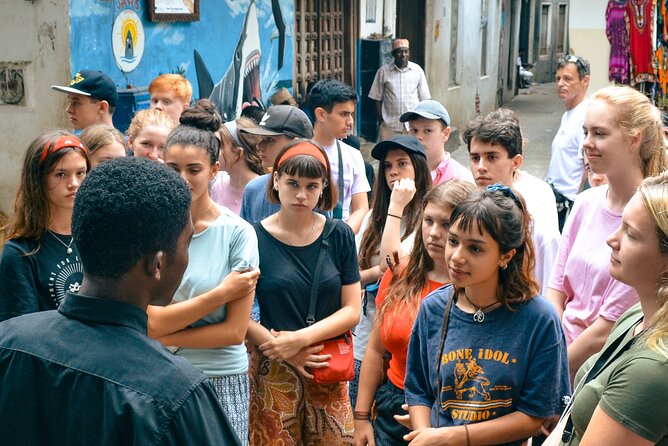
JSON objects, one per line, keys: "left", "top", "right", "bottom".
{"left": 277, "top": 142, "right": 328, "bottom": 168}
{"left": 39, "top": 135, "right": 89, "bottom": 163}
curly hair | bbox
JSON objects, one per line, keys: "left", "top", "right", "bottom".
{"left": 165, "top": 99, "right": 222, "bottom": 165}
{"left": 72, "top": 157, "right": 191, "bottom": 278}
{"left": 126, "top": 108, "right": 176, "bottom": 143}
{"left": 377, "top": 180, "right": 476, "bottom": 324}
{"left": 3, "top": 130, "right": 90, "bottom": 243}
{"left": 448, "top": 187, "right": 539, "bottom": 308}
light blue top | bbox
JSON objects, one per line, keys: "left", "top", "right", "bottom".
{"left": 240, "top": 174, "right": 278, "bottom": 225}
{"left": 173, "top": 207, "right": 259, "bottom": 376}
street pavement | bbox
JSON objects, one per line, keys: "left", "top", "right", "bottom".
{"left": 361, "top": 82, "right": 564, "bottom": 181}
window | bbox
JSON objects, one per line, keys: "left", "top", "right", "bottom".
{"left": 539, "top": 3, "right": 551, "bottom": 56}
{"left": 480, "top": 0, "right": 489, "bottom": 76}
{"left": 557, "top": 4, "right": 567, "bottom": 53}
{"left": 449, "top": 0, "right": 459, "bottom": 85}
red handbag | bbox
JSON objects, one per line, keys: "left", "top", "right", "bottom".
{"left": 306, "top": 220, "right": 355, "bottom": 384}
{"left": 311, "top": 331, "right": 355, "bottom": 384}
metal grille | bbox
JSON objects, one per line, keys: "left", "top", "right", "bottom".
{"left": 294, "top": 0, "right": 356, "bottom": 103}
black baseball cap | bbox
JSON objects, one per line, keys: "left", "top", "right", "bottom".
{"left": 51, "top": 70, "right": 118, "bottom": 106}
{"left": 371, "top": 135, "right": 426, "bottom": 160}
{"left": 239, "top": 105, "right": 313, "bottom": 139}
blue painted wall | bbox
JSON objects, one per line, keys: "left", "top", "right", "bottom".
{"left": 69, "top": 0, "right": 293, "bottom": 112}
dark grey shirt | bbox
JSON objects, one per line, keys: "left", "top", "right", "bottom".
{"left": 0, "top": 292, "right": 241, "bottom": 445}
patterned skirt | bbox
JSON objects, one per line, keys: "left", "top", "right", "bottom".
{"left": 249, "top": 347, "right": 354, "bottom": 446}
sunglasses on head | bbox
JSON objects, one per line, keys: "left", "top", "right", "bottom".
{"left": 565, "top": 54, "right": 589, "bottom": 76}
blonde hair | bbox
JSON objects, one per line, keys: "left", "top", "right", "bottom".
{"left": 126, "top": 109, "right": 176, "bottom": 142}
{"left": 79, "top": 124, "right": 125, "bottom": 154}
{"left": 637, "top": 172, "right": 668, "bottom": 358}
{"left": 591, "top": 86, "right": 667, "bottom": 178}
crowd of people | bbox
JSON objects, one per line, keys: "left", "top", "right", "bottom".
{"left": 0, "top": 41, "right": 667, "bottom": 446}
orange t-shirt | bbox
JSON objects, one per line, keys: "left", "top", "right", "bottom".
{"left": 375, "top": 266, "right": 446, "bottom": 390}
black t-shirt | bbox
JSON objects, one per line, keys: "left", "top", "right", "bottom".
{"left": 254, "top": 220, "right": 360, "bottom": 332}
{"left": 0, "top": 233, "right": 83, "bottom": 322}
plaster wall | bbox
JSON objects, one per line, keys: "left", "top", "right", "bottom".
{"left": 569, "top": 0, "right": 611, "bottom": 93}
{"left": 360, "top": 0, "right": 386, "bottom": 37}
{"left": 0, "top": 0, "right": 70, "bottom": 215}
{"left": 425, "top": 0, "right": 502, "bottom": 136}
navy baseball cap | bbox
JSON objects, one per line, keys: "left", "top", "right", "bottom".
{"left": 52, "top": 70, "right": 118, "bottom": 107}
{"left": 239, "top": 105, "right": 313, "bottom": 139}
{"left": 400, "top": 100, "right": 451, "bottom": 127}
{"left": 371, "top": 135, "right": 426, "bottom": 160}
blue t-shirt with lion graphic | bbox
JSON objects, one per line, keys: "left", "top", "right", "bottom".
{"left": 405, "top": 285, "right": 570, "bottom": 445}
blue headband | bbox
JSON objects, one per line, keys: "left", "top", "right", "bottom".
{"left": 224, "top": 120, "right": 244, "bottom": 148}
{"left": 486, "top": 183, "right": 523, "bottom": 210}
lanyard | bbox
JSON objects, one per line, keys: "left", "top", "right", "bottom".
{"left": 333, "top": 140, "right": 344, "bottom": 220}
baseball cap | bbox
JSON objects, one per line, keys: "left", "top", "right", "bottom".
{"left": 400, "top": 100, "right": 451, "bottom": 127}
{"left": 371, "top": 135, "right": 426, "bottom": 160}
{"left": 51, "top": 70, "right": 118, "bottom": 106}
{"left": 239, "top": 105, "right": 313, "bottom": 139}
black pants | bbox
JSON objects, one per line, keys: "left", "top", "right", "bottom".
{"left": 373, "top": 380, "right": 410, "bottom": 445}
{"left": 549, "top": 183, "right": 574, "bottom": 233}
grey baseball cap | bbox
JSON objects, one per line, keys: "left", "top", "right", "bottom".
{"left": 239, "top": 105, "right": 313, "bottom": 139}
{"left": 400, "top": 100, "right": 450, "bottom": 127}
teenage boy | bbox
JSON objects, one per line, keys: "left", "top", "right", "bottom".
{"left": 239, "top": 105, "right": 314, "bottom": 224}
{"left": 52, "top": 70, "right": 117, "bottom": 131}
{"left": 0, "top": 158, "right": 242, "bottom": 445}
{"left": 464, "top": 109, "right": 560, "bottom": 294}
{"left": 400, "top": 100, "right": 474, "bottom": 185}
{"left": 149, "top": 73, "right": 192, "bottom": 124}
{"left": 308, "top": 79, "right": 370, "bottom": 234}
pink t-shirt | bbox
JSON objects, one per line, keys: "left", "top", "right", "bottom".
{"left": 548, "top": 185, "right": 638, "bottom": 344}
{"left": 432, "top": 152, "right": 474, "bottom": 185}
{"left": 211, "top": 172, "right": 243, "bottom": 215}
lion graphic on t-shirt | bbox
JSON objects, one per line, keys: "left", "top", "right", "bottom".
{"left": 454, "top": 358, "right": 491, "bottom": 401}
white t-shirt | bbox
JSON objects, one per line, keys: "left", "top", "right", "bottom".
{"left": 172, "top": 208, "right": 259, "bottom": 376}
{"left": 353, "top": 210, "right": 416, "bottom": 361}
{"left": 322, "top": 140, "right": 371, "bottom": 221}
{"left": 513, "top": 170, "right": 560, "bottom": 295}
{"left": 546, "top": 99, "right": 590, "bottom": 200}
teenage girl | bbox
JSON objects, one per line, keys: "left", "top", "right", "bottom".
{"left": 354, "top": 180, "right": 475, "bottom": 445}
{"left": 127, "top": 108, "right": 176, "bottom": 162}
{"left": 146, "top": 100, "right": 260, "bottom": 441}
{"left": 211, "top": 116, "right": 264, "bottom": 214}
{"left": 547, "top": 86, "right": 667, "bottom": 381}
{"left": 404, "top": 186, "right": 569, "bottom": 446}
{"left": 247, "top": 140, "right": 361, "bottom": 445}
{"left": 0, "top": 131, "right": 89, "bottom": 321}
{"left": 351, "top": 135, "right": 432, "bottom": 405}
{"left": 79, "top": 124, "right": 125, "bottom": 168}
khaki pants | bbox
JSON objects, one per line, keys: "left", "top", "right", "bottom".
{"left": 378, "top": 122, "right": 405, "bottom": 142}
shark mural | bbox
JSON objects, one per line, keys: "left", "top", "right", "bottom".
{"left": 69, "top": 0, "right": 293, "bottom": 123}
{"left": 195, "top": 1, "right": 263, "bottom": 120}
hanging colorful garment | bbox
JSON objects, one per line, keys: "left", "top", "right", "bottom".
{"left": 627, "top": 0, "right": 656, "bottom": 84}
{"left": 606, "top": 1, "right": 630, "bottom": 83}
{"left": 655, "top": 0, "right": 668, "bottom": 107}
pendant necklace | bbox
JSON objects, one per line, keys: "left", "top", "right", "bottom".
{"left": 276, "top": 213, "right": 316, "bottom": 246}
{"left": 192, "top": 201, "right": 214, "bottom": 223}
{"left": 461, "top": 291, "right": 499, "bottom": 323}
{"left": 48, "top": 230, "right": 74, "bottom": 255}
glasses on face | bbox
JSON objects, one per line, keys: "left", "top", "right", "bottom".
{"left": 565, "top": 54, "right": 589, "bottom": 76}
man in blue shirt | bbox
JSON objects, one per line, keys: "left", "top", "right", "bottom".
{"left": 0, "top": 158, "right": 241, "bottom": 445}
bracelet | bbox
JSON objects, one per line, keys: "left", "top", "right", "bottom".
{"left": 387, "top": 213, "right": 402, "bottom": 220}
{"left": 464, "top": 424, "right": 471, "bottom": 446}
{"left": 353, "top": 411, "right": 371, "bottom": 421}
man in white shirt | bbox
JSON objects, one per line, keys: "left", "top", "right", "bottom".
{"left": 546, "top": 55, "right": 591, "bottom": 231}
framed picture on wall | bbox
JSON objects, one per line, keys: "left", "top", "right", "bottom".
{"left": 148, "top": 0, "right": 200, "bottom": 22}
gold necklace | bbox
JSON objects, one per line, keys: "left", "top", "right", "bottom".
{"left": 191, "top": 201, "right": 213, "bottom": 222}
{"left": 461, "top": 290, "right": 499, "bottom": 323}
{"left": 276, "top": 213, "right": 316, "bottom": 246}
{"left": 48, "top": 230, "right": 74, "bottom": 255}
